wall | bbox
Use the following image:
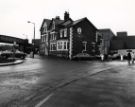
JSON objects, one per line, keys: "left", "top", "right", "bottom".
{"left": 72, "top": 19, "right": 97, "bottom": 57}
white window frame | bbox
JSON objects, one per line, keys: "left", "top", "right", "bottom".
{"left": 57, "top": 41, "right": 63, "bottom": 50}
{"left": 52, "top": 34, "right": 54, "bottom": 40}
{"left": 44, "top": 23, "right": 47, "bottom": 33}
{"left": 82, "top": 41, "right": 87, "bottom": 51}
{"left": 50, "top": 43, "right": 56, "bottom": 51}
{"left": 64, "top": 28, "right": 67, "bottom": 37}
{"left": 60, "top": 29, "right": 63, "bottom": 38}
{"left": 63, "top": 41, "right": 67, "bottom": 49}
{"left": 50, "top": 32, "right": 56, "bottom": 40}
{"left": 57, "top": 40, "right": 68, "bottom": 51}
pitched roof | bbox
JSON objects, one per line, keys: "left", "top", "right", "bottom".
{"left": 40, "top": 16, "right": 97, "bottom": 31}
{"left": 40, "top": 19, "right": 51, "bottom": 31}
{"left": 72, "top": 17, "right": 97, "bottom": 30}
{"left": 72, "top": 18, "right": 86, "bottom": 26}
{"left": 61, "top": 20, "right": 73, "bottom": 27}
{"left": 53, "top": 19, "right": 64, "bottom": 25}
{"left": 98, "top": 28, "right": 115, "bottom": 36}
{"left": 98, "top": 28, "right": 111, "bottom": 32}
{"left": 48, "top": 18, "right": 64, "bottom": 30}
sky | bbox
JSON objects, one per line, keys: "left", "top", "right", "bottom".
{"left": 0, "top": 0, "right": 135, "bottom": 43}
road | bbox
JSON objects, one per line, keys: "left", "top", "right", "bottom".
{"left": 0, "top": 56, "right": 131, "bottom": 107}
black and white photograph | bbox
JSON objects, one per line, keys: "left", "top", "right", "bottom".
{"left": 0, "top": 0, "right": 135, "bottom": 106}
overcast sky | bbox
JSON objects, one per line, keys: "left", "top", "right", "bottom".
{"left": 0, "top": 0, "right": 135, "bottom": 42}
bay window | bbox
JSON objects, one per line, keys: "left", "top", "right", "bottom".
{"left": 57, "top": 40, "right": 68, "bottom": 51}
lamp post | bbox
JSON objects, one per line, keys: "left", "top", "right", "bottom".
{"left": 27, "top": 21, "right": 35, "bottom": 58}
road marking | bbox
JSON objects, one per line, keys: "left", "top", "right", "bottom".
{"left": 35, "top": 93, "right": 54, "bottom": 107}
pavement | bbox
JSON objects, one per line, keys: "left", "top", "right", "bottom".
{"left": 0, "top": 59, "right": 24, "bottom": 66}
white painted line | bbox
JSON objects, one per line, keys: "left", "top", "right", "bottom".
{"left": 35, "top": 93, "right": 54, "bottom": 107}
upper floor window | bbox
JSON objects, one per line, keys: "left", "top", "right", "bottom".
{"left": 77, "top": 27, "right": 82, "bottom": 34}
{"left": 64, "top": 28, "right": 67, "bottom": 37}
{"left": 43, "top": 23, "right": 47, "bottom": 33}
{"left": 50, "top": 32, "right": 56, "bottom": 41}
{"left": 52, "top": 34, "right": 56, "bottom": 40}
{"left": 50, "top": 43, "right": 56, "bottom": 51}
{"left": 60, "top": 29, "right": 63, "bottom": 38}
{"left": 41, "top": 35, "right": 46, "bottom": 42}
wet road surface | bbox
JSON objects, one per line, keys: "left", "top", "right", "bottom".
{"left": 42, "top": 65, "right": 135, "bottom": 107}
{"left": 0, "top": 56, "right": 132, "bottom": 107}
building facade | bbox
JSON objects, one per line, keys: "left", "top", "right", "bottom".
{"left": 96, "top": 29, "right": 115, "bottom": 55}
{"left": 0, "top": 35, "right": 29, "bottom": 53}
{"left": 40, "top": 12, "right": 97, "bottom": 59}
{"left": 40, "top": 19, "right": 51, "bottom": 55}
{"left": 110, "top": 32, "right": 135, "bottom": 55}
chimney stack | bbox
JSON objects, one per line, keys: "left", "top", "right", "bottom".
{"left": 64, "top": 11, "right": 70, "bottom": 21}
{"left": 55, "top": 16, "right": 60, "bottom": 20}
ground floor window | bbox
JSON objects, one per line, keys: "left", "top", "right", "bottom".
{"left": 57, "top": 42, "right": 63, "bottom": 50}
{"left": 50, "top": 43, "right": 56, "bottom": 51}
{"left": 57, "top": 40, "right": 68, "bottom": 51}
{"left": 82, "top": 41, "right": 87, "bottom": 52}
{"left": 64, "top": 41, "right": 67, "bottom": 49}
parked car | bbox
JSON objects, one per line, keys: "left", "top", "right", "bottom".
{"left": 108, "top": 53, "right": 120, "bottom": 60}
{"left": 1, "top": 51, "right": 26, "bottom": 59}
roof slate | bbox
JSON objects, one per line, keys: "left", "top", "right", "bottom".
{"left": 53, "top": 19, "right": 64, "bottom": 25}
{"left": 40, "top": 19, "right": 51, "bottom": 31}
{"left": 62, "top": 20, "right": 72, "bottom": 27}
{"left": 72, "top": 18, "right": 86, "bottom": 26}
{"left": 40, "top": 16, "right": 97, "bottom": 31}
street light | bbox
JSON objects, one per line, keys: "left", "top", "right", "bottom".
{"left": 27, "top": 21, "right": 35, "bottom": 58}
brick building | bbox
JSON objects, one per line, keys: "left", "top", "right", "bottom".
{"left": 40, "top": 12, "right": 97, "bottom": 59}
{"left": 40, "top": 19, "right": 51, "bottom": 55}
{"left": 110, "top": 32, "right": 135, "bottom": 50}
{"left": 96, "top": 29, "right": 115, "bottom": 55}
{"left": 110, "top": 32, "right": 135, "bottom": 55}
